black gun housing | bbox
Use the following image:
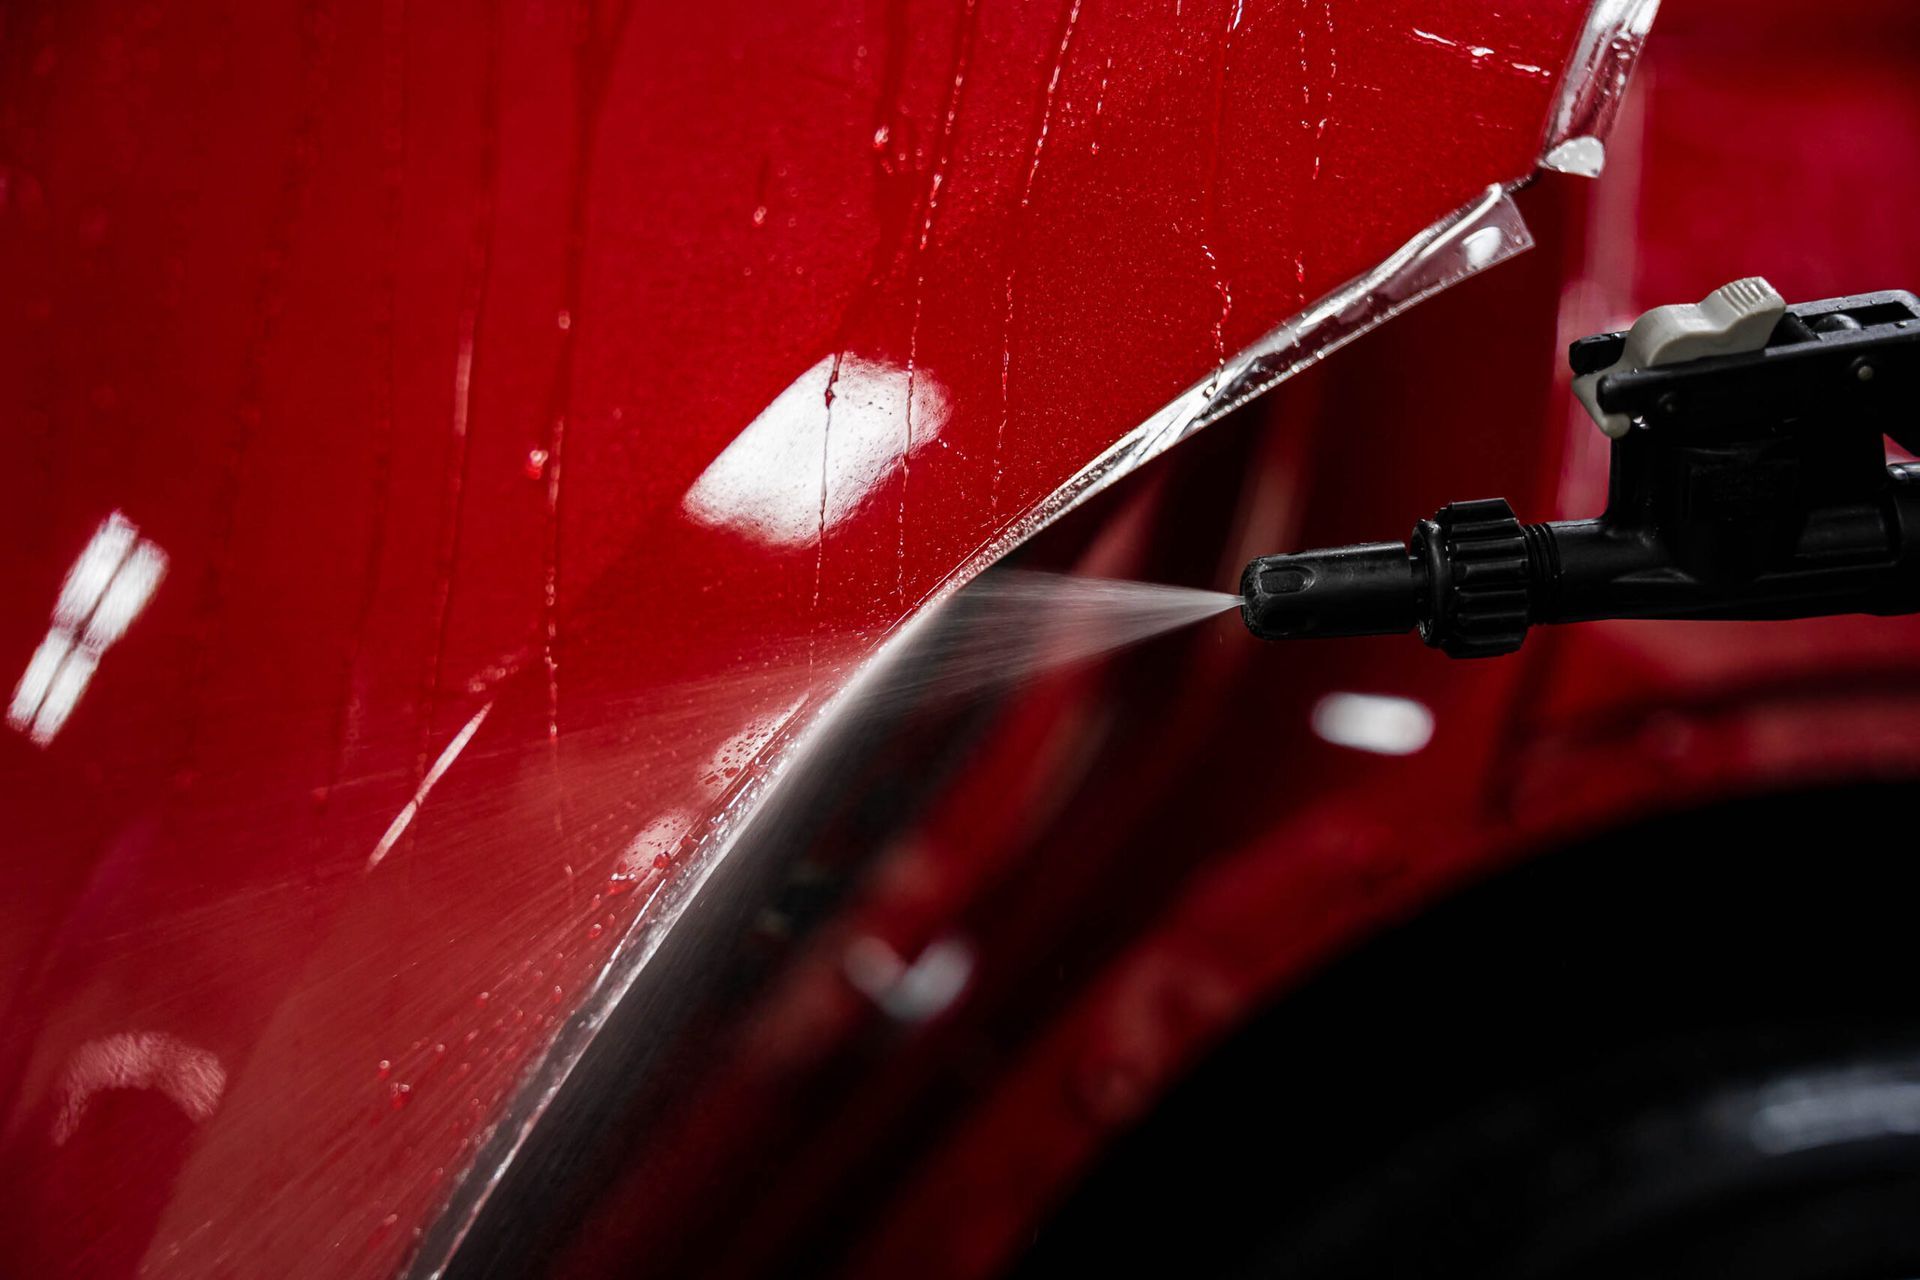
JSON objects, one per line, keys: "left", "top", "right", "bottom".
{"left": 1241, "top": 290, "right": 1920, "bottom": 657}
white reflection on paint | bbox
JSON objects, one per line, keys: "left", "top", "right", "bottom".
{"left": 605, "top": 809, "right": 696, "bottom": 897}
{"left": 52, "top": 1030, "right": 227, "bottom": 1146}
{"left": 621, "top": 810, "right": 694, "bottom": 866}
{"left": 52, "top": 513, "right": 138, "bottom": 630}
{"left": 1310, "top": 692, "right": 1435, "bottom": 756}
{"left": 699, "top": 701, "right": 803, "bottom": 795}
{"left": 843, "top": 933, "right": 975, "bottom": 1023}
{"left": 682, "top": 355, "right": 950, "bottom": 547}
{"left": 85, "top": 540, "right": 168, "bottom": 647}
{"left": 8, "top": 512, "right": 167, "bottom": 747}
{"left": 366, "top": 702, "right": 494, "bottom": 870}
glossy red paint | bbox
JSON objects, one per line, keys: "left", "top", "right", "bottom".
{"left": 542, "top": 2, "right": 1920, "bottom": 1277}
{"left": 0, "top": 0, "right": 1602, "bottom": 1275}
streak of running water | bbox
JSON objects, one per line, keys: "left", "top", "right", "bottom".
{"left": 868, "top": 568, "right": 1241, "bottom": 713}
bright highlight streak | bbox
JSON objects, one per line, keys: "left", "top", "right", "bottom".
{"left": 30, "top": 649, "right": 101, "bottom": 746}
{"left": 85, "top": 541, "right": 168, "bottom": 648}
{"left": 682, "top": 355, "right": 950, "bottom": 547}
{"left": 8, "top": 635, "right": 72, "bottom": 732}
{"left": 367, "top": 702, "right": 495, "bottom": 870}
{"left": 1310, "top": 691, "right": 1435, "bottom": 756}
{"left": 52, "top": 512, "right": 137, "bottom": 630}
{"left": 9, "top": 511, "right": 168, "bottom": 747}
{"left": 53, "top": 1031, "right": 227, "bottom": 1146}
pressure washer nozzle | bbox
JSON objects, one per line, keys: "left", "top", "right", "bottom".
{"left": 1241, "top": 498, "right": 1538, "bottom": 658}
{"left": 1238, "top": 287, "right": 1920, "bottom": 658}
{"left": 1239, "top": 542, "right": 1422, "bottom": 642}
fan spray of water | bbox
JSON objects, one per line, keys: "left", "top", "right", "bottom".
{"left": 880, "top": 569, "right": 1243, "bottom": 711}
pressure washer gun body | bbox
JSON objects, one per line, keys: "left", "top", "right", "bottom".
{"left": 1241, "top": 280, "right": 1920, "bottom": 657}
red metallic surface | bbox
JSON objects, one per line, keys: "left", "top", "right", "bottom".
{"left": 544, "top": 3, "right": 1920, "bottom": 1278}
{"left": 0, "top": 1, "right": 1600, "bottom": 1276}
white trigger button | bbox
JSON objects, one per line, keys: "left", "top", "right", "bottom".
{"left": 1575, "top": 277, "right": 1787, "bottom": 439}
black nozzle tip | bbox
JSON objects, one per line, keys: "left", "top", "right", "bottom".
{"left": 1240, "top": 541, "right": 1423, "bottom": 642}
{"left": 1239, "top": 555, "right": 1316, "bottom": 639}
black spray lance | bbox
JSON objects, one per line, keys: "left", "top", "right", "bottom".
{"left": 1240, "top": 280, "right": 1920, "bottom": 656}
